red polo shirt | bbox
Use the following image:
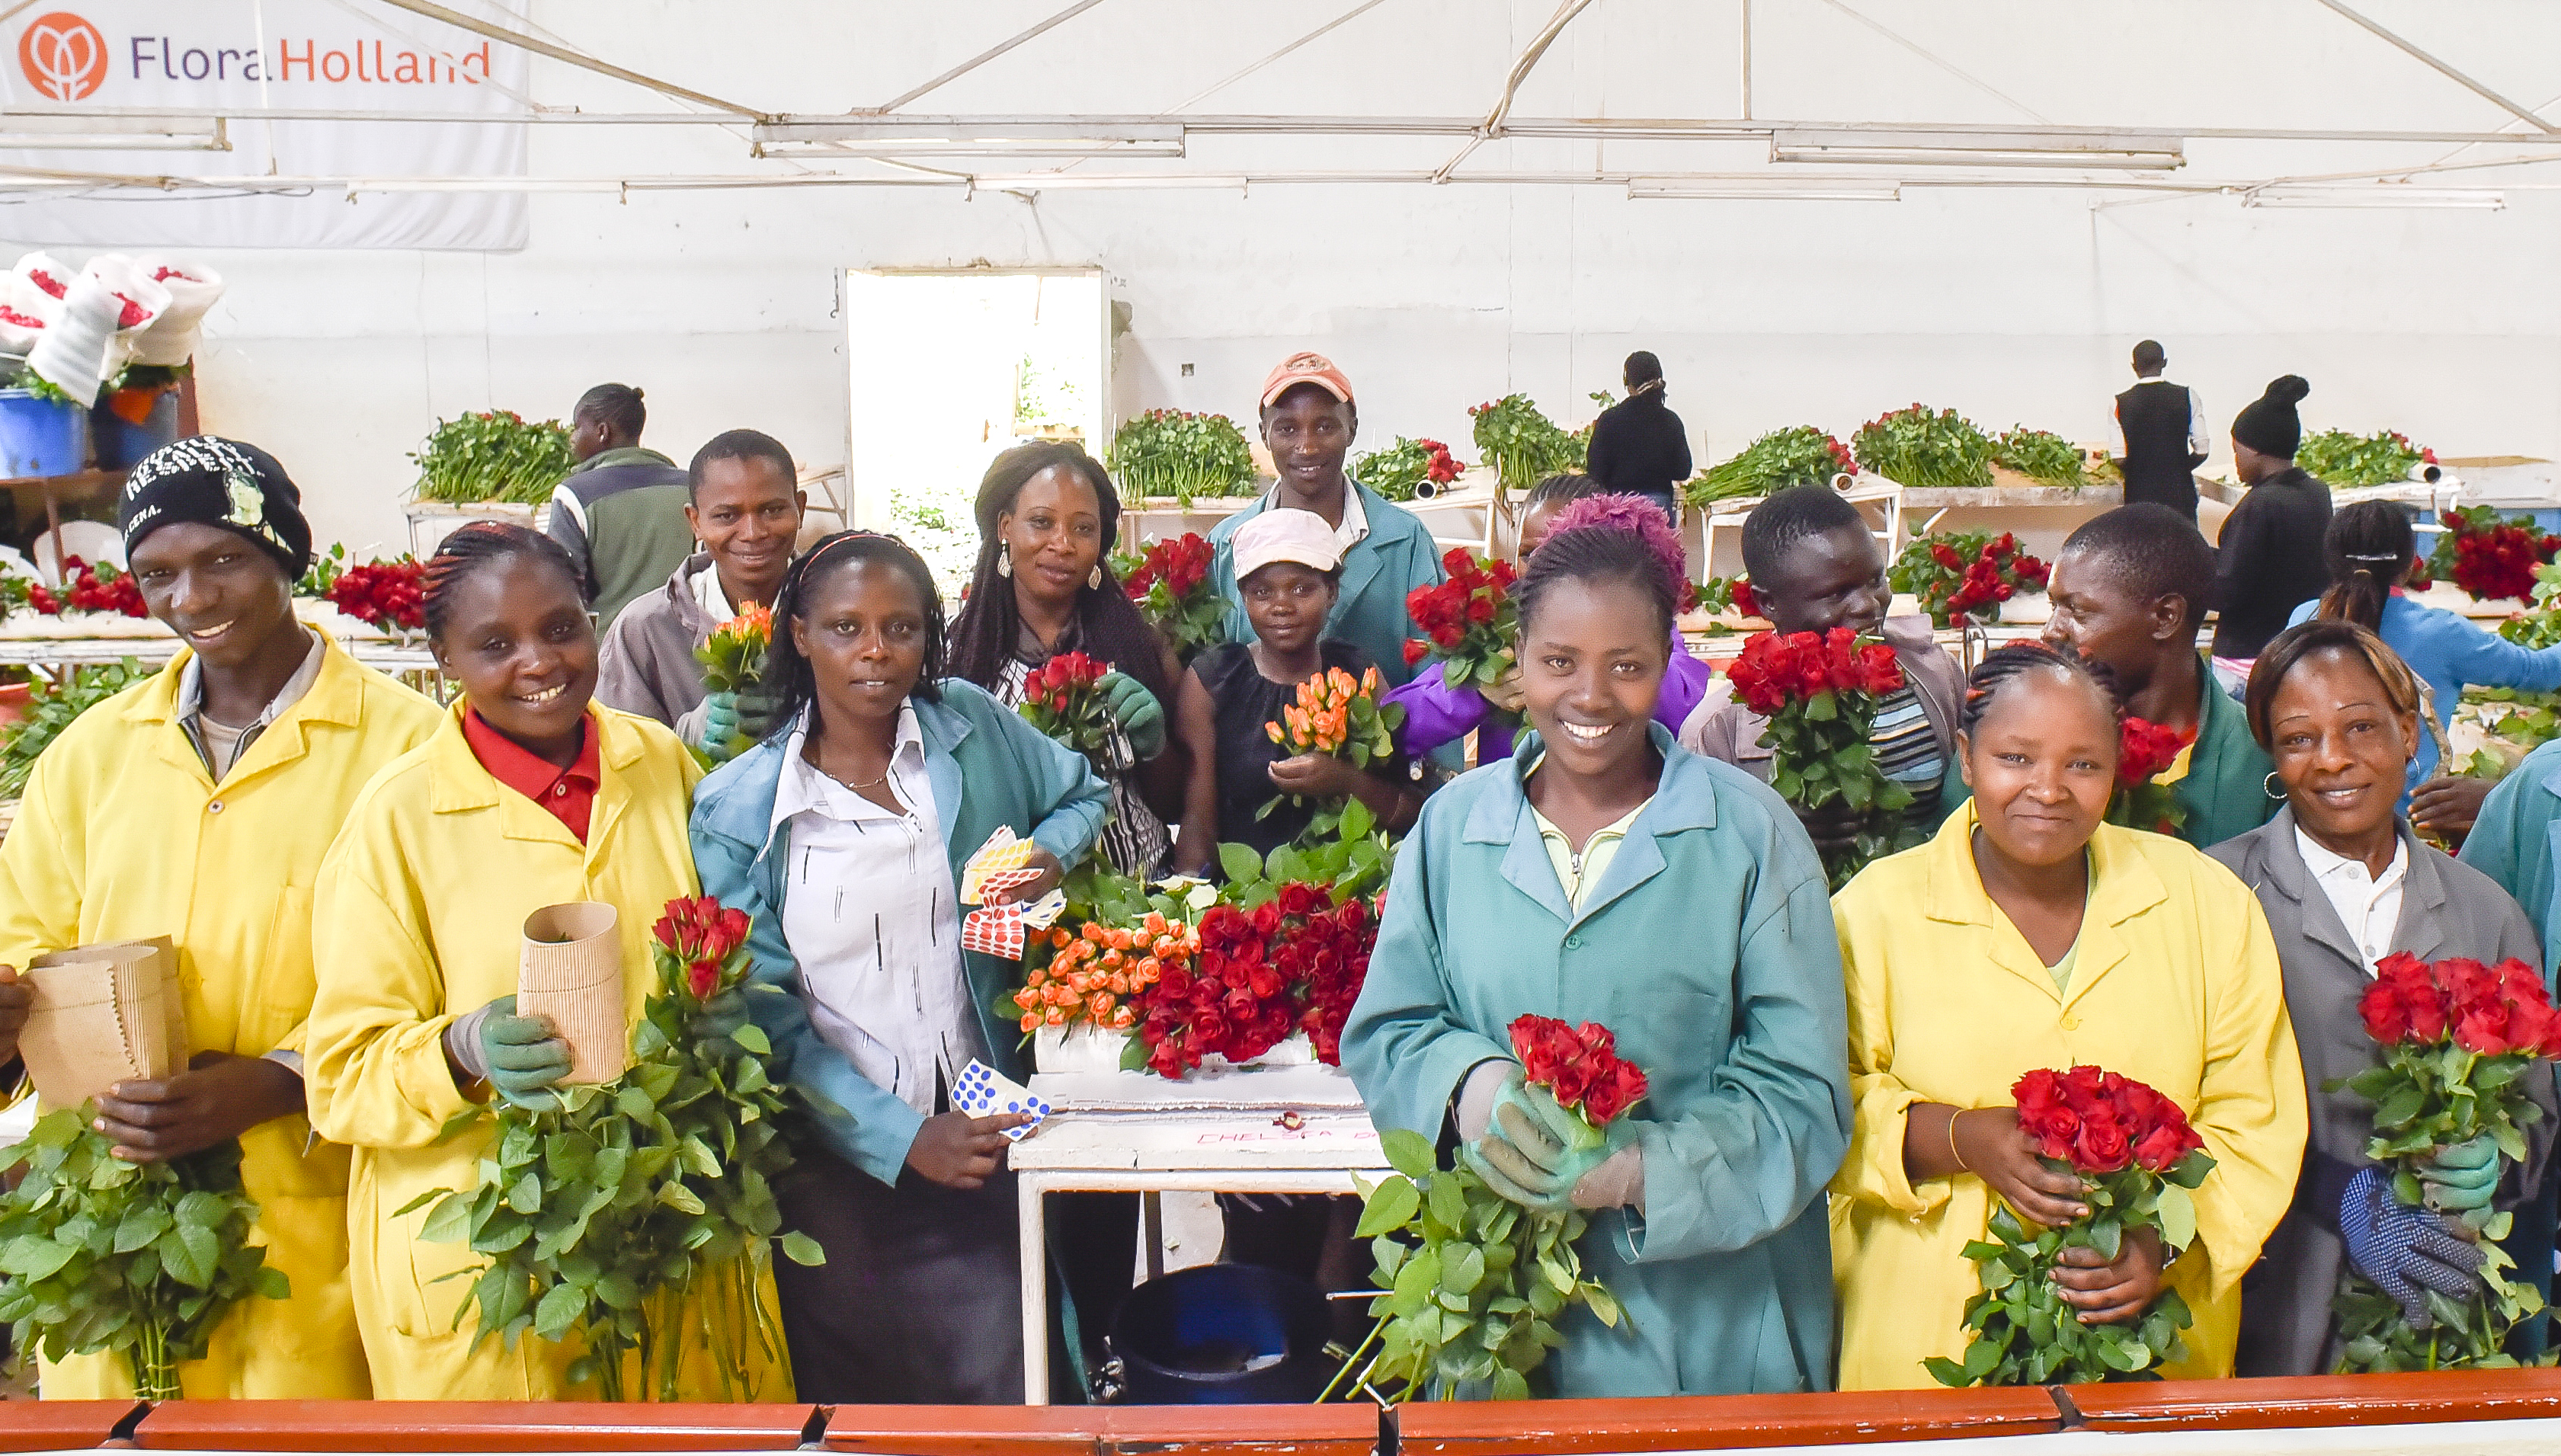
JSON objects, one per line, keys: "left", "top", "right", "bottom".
{"left": 461, "top": 708, "right": 600, "bottom": 843}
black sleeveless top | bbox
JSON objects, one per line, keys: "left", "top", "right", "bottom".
{"left": 1192, "top": 638, "right": 1403, "bottom": 863}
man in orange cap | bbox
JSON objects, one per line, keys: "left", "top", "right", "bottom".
{"left": 1207, "top": 352, "right": 1445, "bottom": 686}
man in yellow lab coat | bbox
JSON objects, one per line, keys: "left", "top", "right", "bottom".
{"left": 0, "top": 439, "right": 440, "bottom": 1398}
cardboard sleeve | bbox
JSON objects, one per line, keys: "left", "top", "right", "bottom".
{"left": 517, "top": 903, "right": 628, "bottom": 1085}
{"left": 21, "top": 936, "right": 182, "bottom": 1108}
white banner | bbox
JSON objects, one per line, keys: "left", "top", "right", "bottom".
{"left": 1, "top": 0, "right": 529, "bottom": 250}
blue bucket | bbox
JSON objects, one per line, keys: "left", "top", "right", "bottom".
{"left": 0, "top": 389, "right": 88, "bottom": 479}
{"left": 91, "top": 389, "right": 180, "bottom": 471}
{"left": 1108, "top": 1263, "right": 1333, "bottom": 1404}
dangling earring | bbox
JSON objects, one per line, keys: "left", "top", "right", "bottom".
{"left": 2264, "top": 771, "right": 2285, "bottom": 801}
{"left": 997, "top": 544, "right": 1012, "bottom": 578}
{"left": 1089, "top": 565, "right": 1103, "bottom": 590}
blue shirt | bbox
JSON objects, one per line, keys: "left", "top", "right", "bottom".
{"left": 2289, "top": 593, "right": 2561, "bottom": 788}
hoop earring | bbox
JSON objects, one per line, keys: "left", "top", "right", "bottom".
{"left": 2264, "top": 771, "right": 2285, "bottom": 801}
{"left": 1088, "top": 565, "right": 1103, "bottom": 590}
{"left": 997, "top": 544, "right": 1012, "bottom": 578}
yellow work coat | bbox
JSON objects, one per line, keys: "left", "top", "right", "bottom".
{"left": 306, "top": 702, "right": 782, "bottom": 1401}
{"left": 1829, "top": 806, "right": 2308, "bottom": 1390}
{"left": 0, "top": 636, "right": 441, "bottom": 1399}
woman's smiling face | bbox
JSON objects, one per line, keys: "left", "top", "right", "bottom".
{"left": 1960, "top": 664, "right": 2119, "bottom": 869}
{"left": 1520, "top": 574, "right": 1668, "bottom": 778}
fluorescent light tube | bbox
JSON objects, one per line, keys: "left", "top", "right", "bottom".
{"left": 1772, "top": 127, "right": 2182, "bottom": 170}
{"left": 2245, "top": 187, "right": 2504, "bottom": 210}
{"left": 1628, "top": 182, "right": 1899, "bottom": 201}
{"left": 0, "top": 114, "right": 226, "bottom": 152}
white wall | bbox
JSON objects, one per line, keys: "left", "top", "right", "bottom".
{"left": 8, "top": 0, "right": 2558, "bottom": 555}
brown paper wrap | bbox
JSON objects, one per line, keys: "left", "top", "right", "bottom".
{"left": 21, "top": 936, "right": 183, "bottom": 1107}
{"left": 518, "top": 903, "right": 627, "bottom": 1084}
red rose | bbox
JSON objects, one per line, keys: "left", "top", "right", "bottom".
{"left": 2133, "top": 1123, "right": 2194, "bottom": 1174}
{"left": 687, "top": 958, "right": 720, "bottom": 1000}
{"left": 2073, "top": 1117, "right": 2134, "bottom": 1173}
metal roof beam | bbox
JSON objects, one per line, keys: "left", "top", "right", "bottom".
{"left": 2310, "top": 0, "right": 2559, "bottom": 134}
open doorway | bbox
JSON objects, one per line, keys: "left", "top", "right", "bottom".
{"left": 843, "top": 269, "right": 1107, "bottom": 593}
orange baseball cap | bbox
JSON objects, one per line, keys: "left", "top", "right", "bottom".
{"left": 1260, "top": 351, "right": 1356, "bottom": 409}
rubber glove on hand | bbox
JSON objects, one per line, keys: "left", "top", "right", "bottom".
{"left": 733, "top": 680, "right": 783, "bottom": 746}
{"left": 687, "top": 987, "right": 751, "bottom": 1044}
{"left": 699, "top": 691, "right": 741, "bottom": 761}
{"left": 1096, "top": 671, "right": 1167, "bottom": 760}
{"left": 445, "top": 995, "right": 572, "bottom": 1108}
{"left": 2419, "top": 1134, "right": 2502, "bottom": 1215}
{"left": 2340, "top": 1166, "right": 2483, "bottom": 1327}
{"left": 1461, "top": 1074, "right": 1613, "bottom": 1212}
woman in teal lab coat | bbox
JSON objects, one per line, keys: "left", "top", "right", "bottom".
{"left": 1340, "top": 518, "right": 1852, "bottom": 1397}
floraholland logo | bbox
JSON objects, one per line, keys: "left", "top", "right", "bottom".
{"left": 19, "top": 11, "right": 105, "bottom": 101}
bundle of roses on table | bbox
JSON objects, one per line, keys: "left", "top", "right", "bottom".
{"left": 3, "top": 556, "right": 147, "bottom": 619}
{"left": 1330, "top": 1016, "right": 1647, "bottom": 1402}
{"left": 2428, "top": 506, "right": 2561, "bottom": 605}
{"left": 2332, "top": 952, "right": 2561, "bottom": 1371}
{"left": 1931, "top": 1066, "right": 2217, "bottom": 1387}
{"left": 997, "top": 804, "right": 1397, "bottom": 1078}
{"left": 321, "top": 557, "right": 427, "bottom": 638}
{"left": 402, "top": 894, "right": 821, "bottom": 1402}
{"left": 1887, "top": 531, "right": 2050, "bottom": 629}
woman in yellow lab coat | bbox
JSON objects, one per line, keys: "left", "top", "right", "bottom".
{"left": 1831, "top": 642, "right": 2307, "bottom": 1389}
{"left": 0, "top": 439, "right": 441, "bottom": 1399}
{"left": 306, "top": 523, "right": 784, "bottom": 1401}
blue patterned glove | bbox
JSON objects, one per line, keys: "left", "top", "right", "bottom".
{"left": 1462, "top": 1075, "right": 1615, "bottom": 1212}
{"left": 2419, "top": 1134, "right": 2502, "bottom": 1214}
{"left": 2339, "top": 1166, "right": 2483, "bottom": 1327}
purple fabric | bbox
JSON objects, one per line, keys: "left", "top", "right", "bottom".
{"left": 1388, "top": 626, "right": 1710, "bottom": 763}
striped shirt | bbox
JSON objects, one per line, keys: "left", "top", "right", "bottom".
{"left": 1871, "top": 685, "right": 1945, "bottom": 822}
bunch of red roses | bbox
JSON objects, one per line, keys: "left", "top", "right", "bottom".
{"left": 1725, "top": 628, "right": 1913, "bottom": 888}
{"left": 2361, "top": 952, "right": 2561, "bottom": 1065}
{"left": 1890, "top": 532, "right": 2050, "bottom": 629}
{"left": 2335, "top": 953, "right": 2561, "bottom": 1370}
{"left": 2430, "top": 507, "right": 2561, "bottom": 604}
{"left": 1116, "top": 533, "right": 1228, "bottom": 659}
{"left": 2014, "top": 1065, "right": 2207, "bottom": 1176}
{"left": 1131, "top": 884, "right": 1381, "bottom": 1076}
{"left": 2105, "top": 715, "right": 2192, "bottom": 835}
{"left": 26, "top": 557, "right": 147, "bottom": 618}
{"left": 1402, "top": 549, "right": 1520, "bottom": 699}
{"left": 1016, "top": 650, "right": 1126, "bottom": 772}
{"left": 1508, "top": 1015, "right": 1650, "bottom": 1125}
{"left": 1932, "top": 1066, "right": 2215, "bottom": 1388}
{"left": 324, "top": 558, "right": 427, "bottom": 635}
{"left": 651, "top": 894, "right": 752, "bottom": 1002}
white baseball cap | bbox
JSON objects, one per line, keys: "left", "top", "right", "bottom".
{"left": 1232, "top": 508, "right": 1343, "bottom": 580}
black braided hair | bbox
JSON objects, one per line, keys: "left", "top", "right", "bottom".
{"left": 1959, "top": 640, "right": 2124, "bottom": 739}
{"left": 946, "top": 442, "right": 1176, "bottom": 712}
{"left": 1525, "top": 472, "right": 1606, "bottom": 510}
{"left": 1516, "top": 523, "right": 1676, "bottom": 643}
{"left": 2316, "top": 501, "right": 2416, "bottom": 633}
{"left": 765, "top": 531, "right": 948, "bottom": 735}
{"left": 421, "top": 520, "right": 585, "bottom": 644}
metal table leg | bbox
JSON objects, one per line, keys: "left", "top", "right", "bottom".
{"left": 1020, "top": 1173, "right": 1049, "bottom": 1405}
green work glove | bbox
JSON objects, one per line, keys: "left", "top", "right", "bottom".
{"left": 443, "top": 994, "right": 571, "bottom": 1109}
{"left": 700, "top": 691, "right": 741, "bottom": 762}
{"left": 2419, "top": 1133, "right": 2503, "bottom": 1214}
{"left": 1096, "top": 670, "right": 1168, "bottom": 760}
{"left": 734, "top": 679, "right": 783, "bottom": 746}
{"left": 1461, "top": 1074, "right": 1614, "bottom": 1212}
{"left": 687, "top": 987, "right": 751, "bottom": 1045}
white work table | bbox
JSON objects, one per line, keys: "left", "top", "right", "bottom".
{"left": 1012, "top": 1063, "right": 1391, "bottom": 1406}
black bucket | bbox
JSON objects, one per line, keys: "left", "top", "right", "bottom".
{"left": 1109, "top": 1263, "right": 1333, "bottom": 1404}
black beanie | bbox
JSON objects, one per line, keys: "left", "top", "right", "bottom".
{"left": 2233, "top": 376, "right": 2311, "bottom": 459}
{"left": 117, "top": 436, "right": 313, "bottom": 578}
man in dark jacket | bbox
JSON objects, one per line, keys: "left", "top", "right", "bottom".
{"left": 2114, "top": 339, "right": 2210, "bottom": 521}
{"left": 2212, "top": 375, "right": 2332, "bottom": 661}
{"left": 543, "top": 382, "right": 696, "bottom": 628}
{"left": 1583, "top": 351, "right": 1691, "bottom": 522}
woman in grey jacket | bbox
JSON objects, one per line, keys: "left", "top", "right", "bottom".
{"left": 2209, "top": 619, "right": 2556, "bottom": 1374}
